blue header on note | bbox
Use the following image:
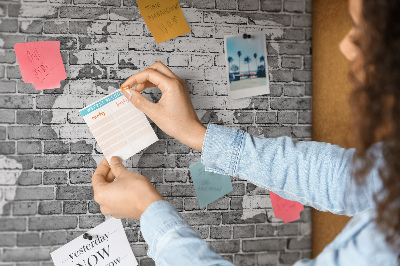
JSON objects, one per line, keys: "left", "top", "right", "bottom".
{"left": 80, "top": 91, "right": 123, "bottom": 117}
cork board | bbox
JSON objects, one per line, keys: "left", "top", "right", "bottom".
{"left": 312, "top": 0, "right": 353, "bottom": 257}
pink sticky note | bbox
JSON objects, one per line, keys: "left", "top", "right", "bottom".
{"left": 270, "top": 191, "right": 304, "bottom": 223}
{"left": 14, "top": 41, "right": 66, "bottom": 90}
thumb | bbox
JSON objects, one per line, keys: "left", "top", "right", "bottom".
{"left": 109, "top": 156, "right": 129, "bottom": 178}
{"left": 122, "top": 89, "right": 155, "bottom": 116}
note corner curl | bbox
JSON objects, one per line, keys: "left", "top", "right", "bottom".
{"left": 14, "top": 41, "right": 67, "bottom": 91}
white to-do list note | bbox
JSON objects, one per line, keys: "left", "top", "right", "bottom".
{"left": 80, "top": 91, "right": 158, "bottom": 162}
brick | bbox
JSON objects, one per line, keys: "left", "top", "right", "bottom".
{"left": 257, "top": 252, "right": 279, "bottom": 264}
{"left": 17, "top": 81, "right": 39, "bottom": 94}
{"left": 278, "top": 112, "right": 297, "bottom": 124}
{"left": 136, "top": 154, "right": 175, "bottom": 168}
{"left": 0, "top": 4, "right": 6, "bottom": 17}
{"left": 292, "top": 126, "right": 312, "bottom": 138}
{"left": 6, "top": 65, "right": 22, "bottom": 79}
{"left": 0, "top": 109, "right": 15, "bottom": 124}
{"left": 0, "top": 126, "right": 6, "bottom": 140}
{"left": 260, "top": 0, "right": 282, "bottom": 11}
{"left": 209, "top": 240, "right": 240, "bottom": 253}
{"left": 230, "top": 197, "right": 243, "bottom": 210}
{"left": 164, "top": 169, "right": 188, "bottom": 182}
{"left": 270, "top": 98, "right": 311, "bottom": 110}
{"left": 288, "top": 237, "right": 312, "bottom": 250}
{"left": 0, "top": 233, "right": 16, "bottom": 247}
{"left": 279, "top": 251, "right": 301, "bottom": 263}
{"left": 13, "top": 202, "right": 37, "bottom": 216}
{"left": 233, "top": 225, "right": 254, "bottom": 238}
{"left": 284, "top": 84, "right": 305, "bottom": 97}
{"left": 64, "top": 201, "right": 87, "bottom": 214}
{"left": 43, "top": 20, "right": 68, "bottom": 34}
{"left": 29, "top": 216, "right": 77, "bottom": 230}
{"left": 43, "top": 171, "right": 68, "bottom": 185}
{"left": 70, "top": 140, "right": 93, "bottom": 154}
{"left": 69, "top": 170, "right": 92, "bottom": 184}
{"left": 16, "top": 110, "right": 41, "bottom": 125}
{"left": 9, "top": 187, "right": 54, "bottom": 201}
{"left": 0, "top": 34, "right": 25, "bottom": 49}
{"left": 0, "top": 141, "right": 15, "bottom": 154}
{"left": 17, "top": 233, "right": 40, "bottom": 247}
{"left": 279, "top": 42, "right": 311, "bottom": 55}
{"left": 207, "top": 197, "right": 230, "bottom": 210}
{"left": 269, "top": 70, "right": 292, "bottom": 82}
{"left": 60, "top": 6, "right": 108, "bottom": 19}
{"left": 0, "top": 95, "right": 33, "bottom": 109}
{"left": 248, "top": 126, "right": 291, "bottom": 138}
{"left": 184, "top": 197, "right": 201, "bottom": 211}
{"left": 57, "top": 186, "right": 93, "bottom": 200}
{"left": 2, "top": 247, "right": 51, "bottom": 261}
{"left": 70, "top": 50, "right": 92, "bottom": 65}
{"left": 0, "top": 80, "right": 16, "bottom": 93}
{"left": 210, "top": 225, "right": 231, "bottom": 239}
{"left": 34, "top": 155, "right": 96, "bottom": 169}
{"left": 234, "top": 254, "right": 256, "bottom": 266}
{"left": 238, "top": 0, "right": 258, "bottom": 11}
{"left": 143, "top": 141, "right": 167, "bottom": 154}
{"left": 88, "top": 200, "right": 101, "bottom": 213}
{"left": 41, "top": 231, "right": 67, "bottom": 246}
{"left": 19, "top": 20, "right": 43, "bottom": 34}
{"left": 298, "top": 111, "right": 311, "bottom": 124}
{"left": 222, "top": 211, "right": 266, "bottom": 224}
{"left": 243, "top": 239, "right": 286, "bottom": 252}
{"left": 282, "top": 56, "right": 302, "bottom": 68}
{"left": 165, "top": 197, "right": 184, "bottom": 211}
{"left": 17, "top": 141, "right": 41, "bottom": 154}
{"left": 293, "top": 70, "right": 312, "bottom": 82}
{"left": 216, "top": 0, "right": 237, "bottom": 10}
{"left": 228, "top": 183, "right": 246, "bottom": 196}
{"left": 18, "top": 172, "right": 42, "bottom": 186}
{"left": 284, "top": 0, "right": 305, "bottom": 13}
{"left": 44, "top": 141, "right": 69, "bottom": 154}
{"left": 109, "top": 7, "right": 141, "bottom": 21}
{"left": 255, "top": 111, "right": 277, "bottom": 124}
{"left": 79, "top": 215, "right": 105, "bottom": 229}
{"left": 283, "top": 28, "right": 304, "bottom": 40}
{"left": 293, "top": 15, "right": 311, "bottom": 27}
{"left": 69, "top": 65, "right": 107, "bottom": 79}
{"left": 0, "top": 50, "right": 16, "bottom": 64}
{"left": 94, "top": 51, "right": 118, "bottom": 65}
{"left": 0, "top": 19, "right": 18, "bottom": 32}
{"left": 8, "top": 126, "right": 58, "bottom": 140}
{"left": 0, "top": 218, "right": 26, "bottom": 231}
{"left": 27, "top": 36, "right": 77, "bottom": 50}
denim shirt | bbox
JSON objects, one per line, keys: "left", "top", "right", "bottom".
{"left": 140, "top": 124, "right": 399, "bottom": 265}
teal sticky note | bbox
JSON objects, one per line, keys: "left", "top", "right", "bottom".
{"left": 189, "top": 160, "right": 233, "bottom": 208}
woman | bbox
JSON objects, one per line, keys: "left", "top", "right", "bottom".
{"left": 91, "top": 0, "right": 400, "bottom": 264}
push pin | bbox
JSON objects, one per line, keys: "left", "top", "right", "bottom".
{"left": 83, "top": 233, "right": 93, "bottom": 241}
{"left": 242, "top": 33, "right": 252, "bottom": 39}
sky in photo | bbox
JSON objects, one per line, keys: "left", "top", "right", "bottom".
{"left": 226, "top": 32, "right": 266, "bottom": 73}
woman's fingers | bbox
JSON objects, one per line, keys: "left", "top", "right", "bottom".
{"left": 121, "top": 68, "right": 173, "bottom": 93}
{"left": 147, "top": 61, "right": 178, "bottom": 79}
{"left": 92, "top": 159, "right": 110, "bottom": 188}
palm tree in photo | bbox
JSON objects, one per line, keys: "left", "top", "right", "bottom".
{"left": 260, "top": 55, "right": 266, "bottom": 71}
{"left": 228, "top": 56, "right": 233, "bottom": 73}
{"left": 244, "top": 56, "right": 251, "bottom": 78}
{"left": 253, "top": 53, "right": 258, "bottom": 72}
{"left": 237, "top": 51, "right": 242, "bottom": 77}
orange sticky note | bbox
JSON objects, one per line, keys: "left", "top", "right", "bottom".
{"left": 14, "top": 41, "right": 66, "bottom": 90}
{"left": 137, "top": 0, "right": 191, "bottom": 44}
{"left": 270, "top": 191, "right": 304, "bottom": 223}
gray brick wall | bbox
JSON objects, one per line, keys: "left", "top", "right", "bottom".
{"left": 0, "top": 0, "right": 312, "bottom": 265}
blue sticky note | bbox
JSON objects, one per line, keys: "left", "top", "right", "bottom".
{"left": 189, "top": 160, "right": 233, "bottom": 208}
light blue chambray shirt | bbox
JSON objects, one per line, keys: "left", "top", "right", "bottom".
{"left": 140, "top": 124, "right": 399, "bottom": 265}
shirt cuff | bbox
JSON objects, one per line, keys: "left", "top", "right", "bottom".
{"left": 201, "top": 124, "right": 245, "bottom": 176}
{"left": 140, "top": 200, "right": 191, "bottom": 259}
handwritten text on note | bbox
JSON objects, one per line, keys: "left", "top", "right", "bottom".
{"left": 14, "top": 41, "right": 67, "bottom": 90}
{"left": 137, "top": 0, "right": 191, "bottom": 44}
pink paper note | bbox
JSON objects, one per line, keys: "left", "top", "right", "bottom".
{"left": 14, "top": 41, "right": 66, "bottom": 90}
{"left": 270, "top": 191, "right": 304, "bottom": 223}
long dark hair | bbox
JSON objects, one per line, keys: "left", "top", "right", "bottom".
{"left": 350, "top": 0, "right": 400, "bottom": 251}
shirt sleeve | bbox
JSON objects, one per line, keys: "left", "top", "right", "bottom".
{"left": 140, "top": 200, "right": 235, "bottom": 266}
{"left": 201, "top": 124, "right": 383, "bottom": 216}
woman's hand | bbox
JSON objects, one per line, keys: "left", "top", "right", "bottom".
{"left": 120, "top": 61, "right": 207, "bottom": 152}
{"left": 91, "top": 157, "right": 164, "bottom": 220}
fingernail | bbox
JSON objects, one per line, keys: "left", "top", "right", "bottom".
{"left": 110, "top": 156, "right": 122, "bottom": 165}
{"left": 124, "top": 89, "right": 133, "bottom": 100}
{"left": 121, "top": 85, "right": 130, "bottom": 91}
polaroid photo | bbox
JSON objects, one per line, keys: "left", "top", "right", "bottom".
{"left": 224, "top": 32, "right": 270, "bottom": 100}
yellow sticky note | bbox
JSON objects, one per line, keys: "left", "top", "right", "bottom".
{"left": 137, "top": 0, "right": 191, "bottom": 44}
